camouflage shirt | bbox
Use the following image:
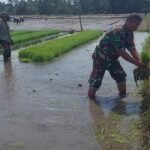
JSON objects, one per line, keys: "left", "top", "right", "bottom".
{"left": 93, "top": 25, "right": 135, "bottom": 63}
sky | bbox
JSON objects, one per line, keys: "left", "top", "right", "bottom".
{"left": 0, "top": 0, "right": 7, "bottom": 3}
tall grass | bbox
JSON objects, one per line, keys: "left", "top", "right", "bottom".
{"left": 19, "top": 30, "right": 103, "bottom": 62}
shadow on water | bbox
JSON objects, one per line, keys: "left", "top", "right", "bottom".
{"left": 0, "top": 59, "right": 17, "bottom": 104}
{"left": 89, "top": 96, "right": 142, "bottom": 149}
{"left": 93, "top": 95, "right": 141, "bottom": 115}
{"left": 3, "top": 60, "right": 13, "bottom": 76}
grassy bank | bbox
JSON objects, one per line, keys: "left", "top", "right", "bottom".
{"left": 19, "top": 30, "right": 103, "bottom": 62}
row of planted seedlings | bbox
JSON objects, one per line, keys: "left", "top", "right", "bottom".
{"left": 138, "top": 35, "right": 150, "bottom": 149}
{"left": 0, "top": 29, "right": 61, "bottom": 54}
{"left": 11, "top": 29, "right": 61, "bottom": 49}
{"left": 18, "top": 30, "right": 103, "bottom": 62}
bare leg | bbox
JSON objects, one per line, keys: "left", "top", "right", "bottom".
{"left": 88, "top": 87, "right": 97, "bottom": 99}
{"left": 117, "top": 82, "right": 126, "bottom": 97}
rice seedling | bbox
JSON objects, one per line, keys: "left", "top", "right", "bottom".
{"left": 0, "top": 30, "right": 60, "bottom": 54}
{"left": 142, "top": 35, "right": 150, "bottom": 64}
{"left": 12, "top": 33, "right": 65, "bottom": 50}
{"left": 12, "top": 30, "right": 59, "bottom": 44}
{"left": 133, "top": 35, "right": 150, "bottom": 86}
{"left": 11, "top": 30, "right": 34, "bottom": 36}
{"left": 19, "top": 30, "right": 103, "bottom": 62}
{"left": 136, "top": 34, "right": 150, "bottom": 150}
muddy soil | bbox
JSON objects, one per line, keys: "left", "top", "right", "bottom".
{"left": 9, "top": 15, "right": 126, "bottom": 31}
{"left": 0, "top": 15, "right": 148, "bottom": 150}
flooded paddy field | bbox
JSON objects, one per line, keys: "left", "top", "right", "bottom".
{"left": 9, "top": 14, "right": 127, "bottom": 31}
{"left": 0, "top": 15, "right": 149, "bottom": 149}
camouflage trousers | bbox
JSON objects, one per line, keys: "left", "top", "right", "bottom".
{"left": 88, "top": 57, "right": 127, "bottom": 90}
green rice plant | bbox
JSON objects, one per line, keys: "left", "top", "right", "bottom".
{"left": 19, "top": 30, "right": 103, "bottom": 62}
{"left": 12, "top": 33, "right": 65, "bottom": 51}
{"left": 142, "top": 35, "right": 150, "bottom": 64}
{"left": 138, "top": 34, "right": 150, "bottom": 149}
{"left": 13, "top": 30, "right": 59, "bottom": 44}
{"left": 11, "top": 30, "right": 34, "bottom": 36}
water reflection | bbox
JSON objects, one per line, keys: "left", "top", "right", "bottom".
{"left": 89, "top": 97, "right": 142, "bottom": 149}
{"left": 92, "top": 96, "right": 141, "bottom": 115}
{"left": 0, "top": 60, "right": 17, "bottom": 103}
{"left": 4, "top": 60, "right": 13, "bottom": 77}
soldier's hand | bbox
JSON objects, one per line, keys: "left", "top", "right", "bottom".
{"left": 136, "top": 61, "right": 147, "bottom": 69}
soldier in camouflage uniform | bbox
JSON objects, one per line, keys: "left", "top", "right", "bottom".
{"left": 88, "top": 14, "right": 145, "bottom": 99}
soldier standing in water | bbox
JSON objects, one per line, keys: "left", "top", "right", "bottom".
{"left": 0, "top": 13, "right": 14, "bottom": 62}
{"left": 88, "top": 14, "right": 146, "bottom": 99}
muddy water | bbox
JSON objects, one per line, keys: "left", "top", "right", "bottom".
{"left": 9, "top": 15, "right": 125, "bottom": 31}
{"left": 0, "top": 32, "right": 148, "bottom": 150}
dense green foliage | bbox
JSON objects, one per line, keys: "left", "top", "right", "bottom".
{"left": 0, "top": 0, "right": 149, "bottom": 15}
{"left": 19, "top": 30, "right": 102, "bottom": 62}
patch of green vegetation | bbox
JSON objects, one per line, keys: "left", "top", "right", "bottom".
{"left": 13, "top": 33, "right": 64, "bottom": 51}
{"left": 19, "top": 30, "right": 103, "bottom": 62}
{"left": 11, "top": 30, "right": 34, "bottom": 36}
{"left": 12, "top": 30, "right": 59, "bottom": 44}
{"left": 1, "top": 141, "right": 25, "bottom": 150}
{"left": 0, "top": 30, "right": 61, "bottom": 53}
{"left": 142, "top": 35, "right": 150, "bottom": 64}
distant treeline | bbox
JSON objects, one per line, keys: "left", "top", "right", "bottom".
{"left": 0, "top": 0, "right": 150, "bottom": 15}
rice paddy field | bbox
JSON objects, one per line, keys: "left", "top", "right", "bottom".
{"left": 19, "top": 30, "right": 103, "bottom": 62}
{"left": 0, "top": 29, "right": 61, "bottom": 53}
{"left": 0, "top": 14, "right": 149, "bottom": 150}
{"left": 12, "top": 30, "right": 60, "bottom": 44}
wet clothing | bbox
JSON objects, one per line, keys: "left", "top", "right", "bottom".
{"left": 0, "top": 20, "right": 12, "bottom": 60}
{"left": 89, "top": 26, "right": 135, "bottom": 90}
{"left": 0, "top": 40, "right": 11, "bottom": 60}
{"left": 0, "top": 21, "right": 11, "bottom": 43}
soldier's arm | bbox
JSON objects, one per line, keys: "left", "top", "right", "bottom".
{"left": 116, "top": 49, "right": 144, "bottom": 68}
{"left": 130, "top": 48, "right": 141, "bottom": 61}
{"left": 126, "top": 32, "right": 141, "bottom": 61}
